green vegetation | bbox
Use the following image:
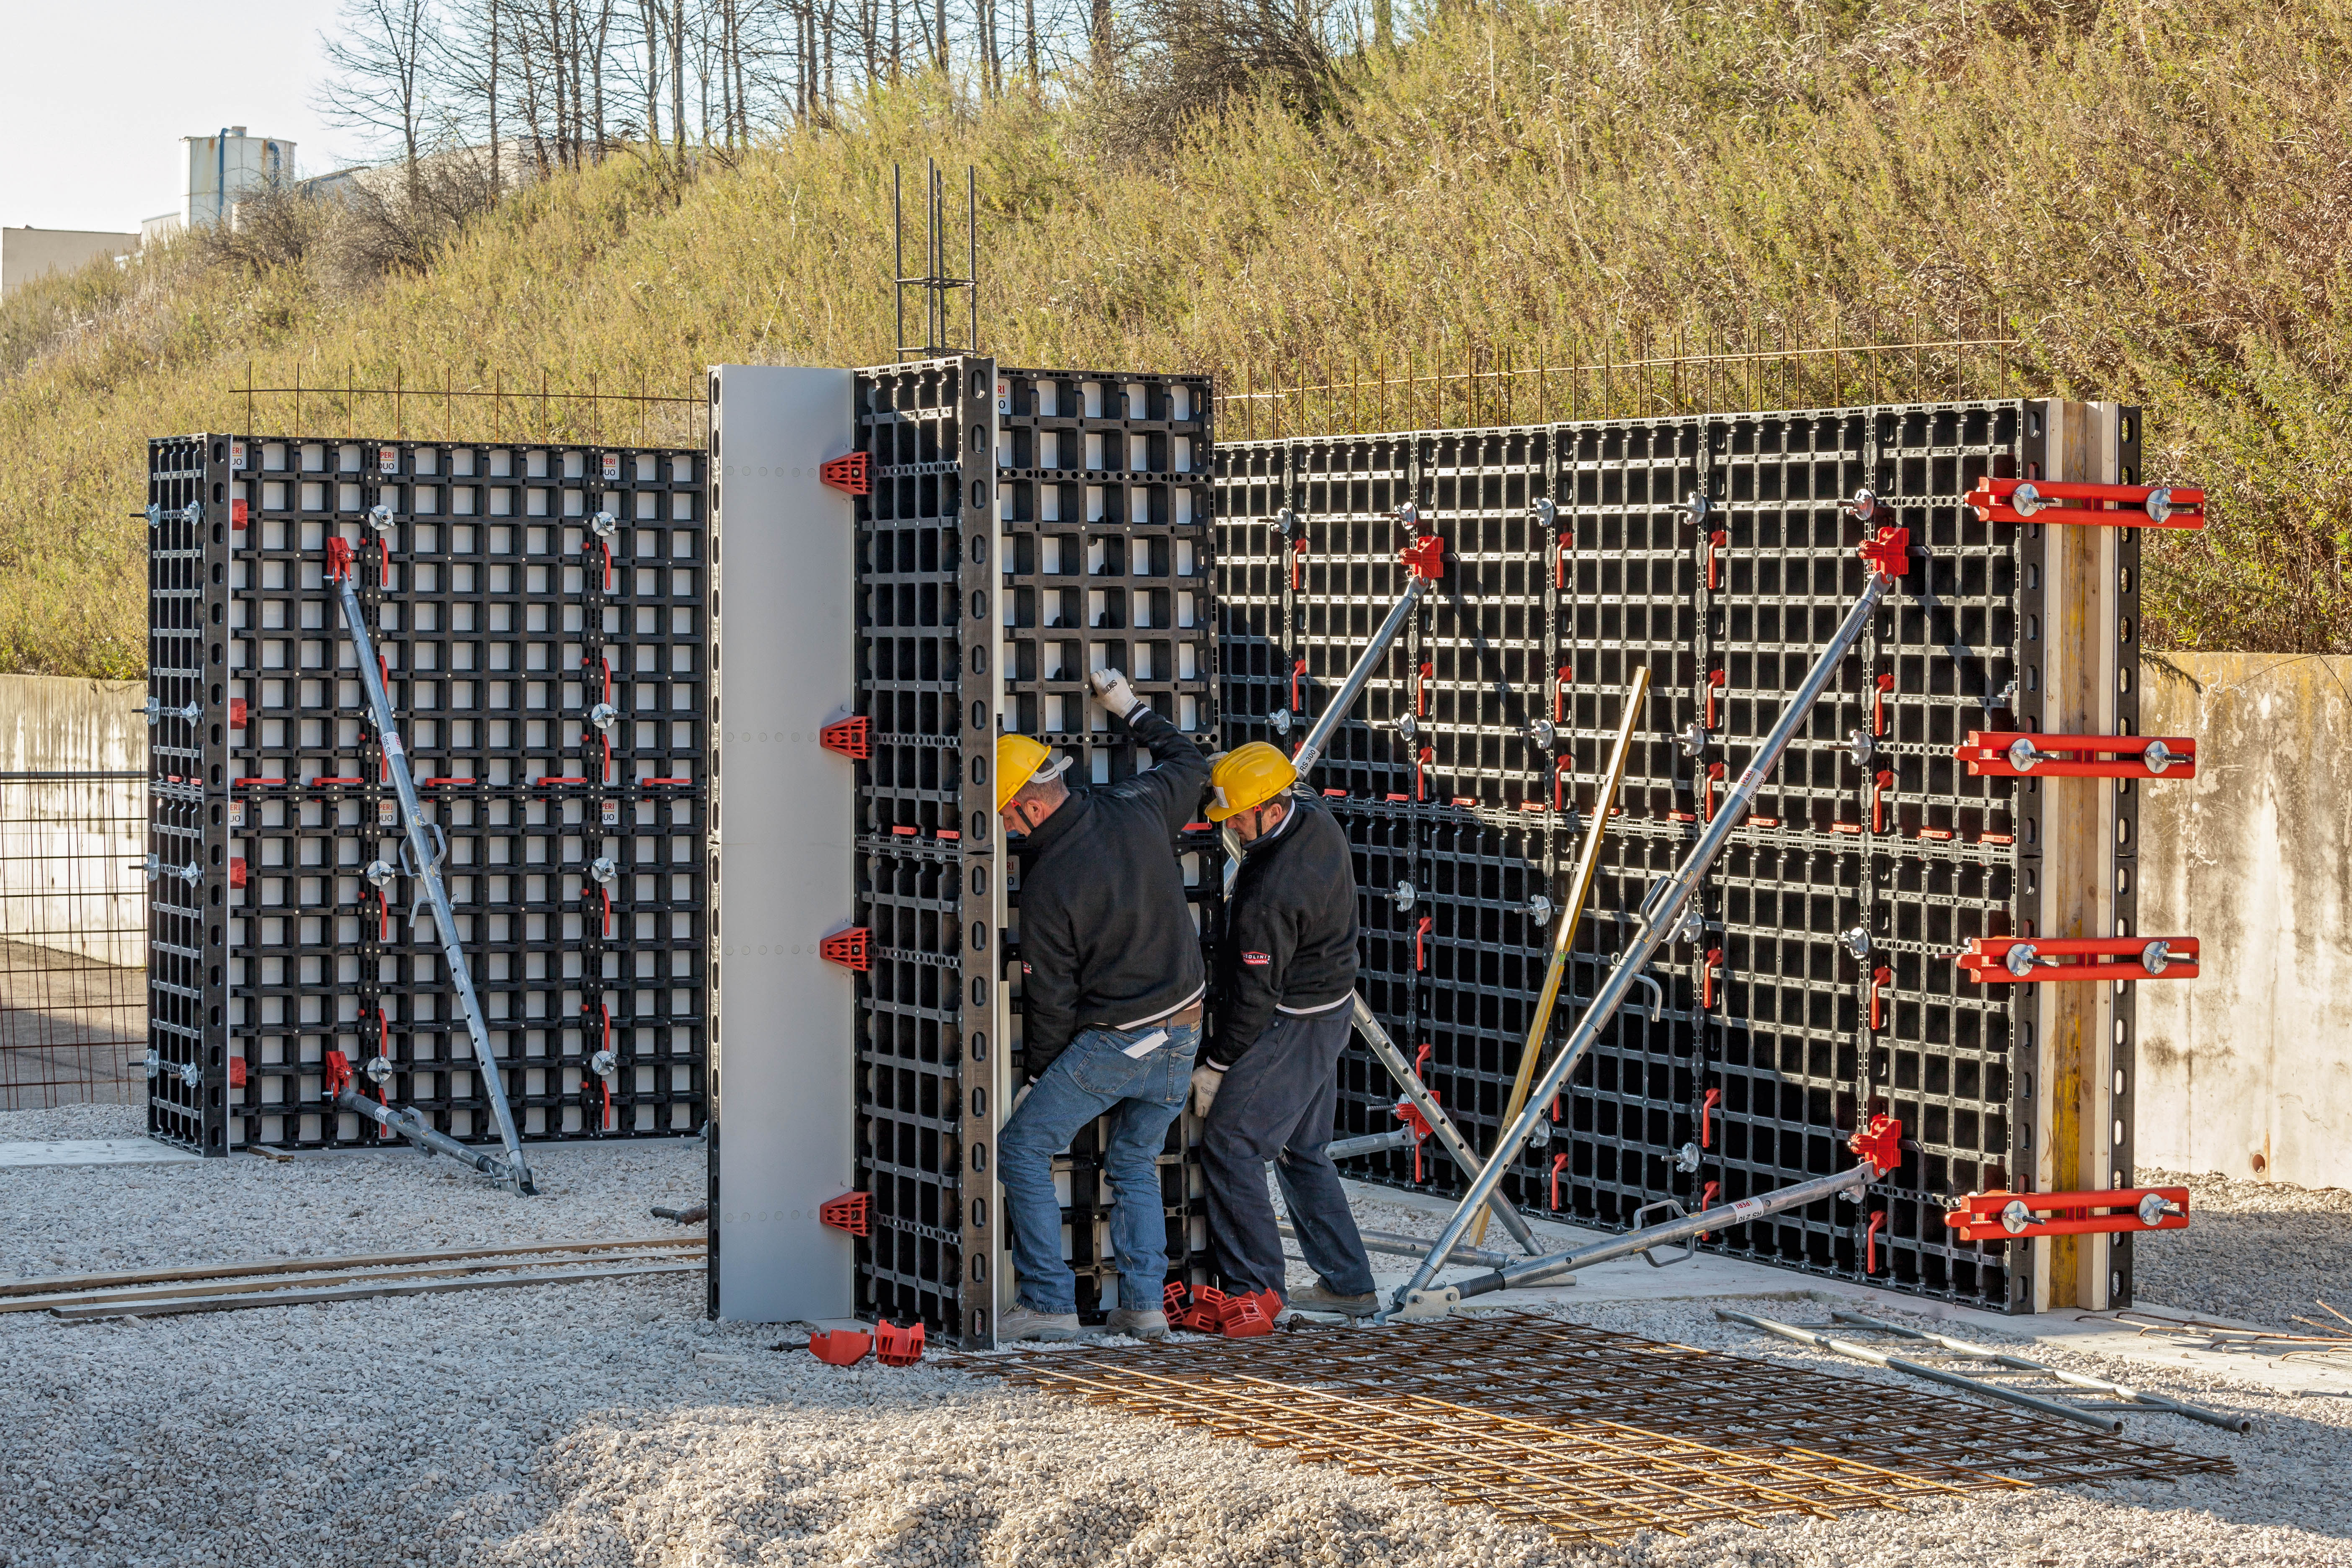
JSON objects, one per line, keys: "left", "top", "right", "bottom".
{"left": 5, "top": 0, "right": 2349, "bottom": 675}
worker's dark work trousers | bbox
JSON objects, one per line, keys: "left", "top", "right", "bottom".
{"left": 1200, "top": 1008, "right": 1377, "bottom": 1298}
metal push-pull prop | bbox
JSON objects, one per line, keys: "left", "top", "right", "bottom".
{"left": 1389, "top": 526, "right": 1914, "bottom": 1315}
{"left": 1217, "top": 509, "right": 1542, "bottom": 1256}
{"left": 325, "top": 524, "right": 536, "bottom": 1194}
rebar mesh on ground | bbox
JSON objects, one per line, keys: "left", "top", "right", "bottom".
{"left": 0, "top": 773, "right": 147, "bottom": 1112}
{"left": 977, "top": 1313, "right": 2232, "bottom": 1543}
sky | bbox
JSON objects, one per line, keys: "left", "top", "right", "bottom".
{"left": 0, "top": 0, "right": 353, "bottom": 234}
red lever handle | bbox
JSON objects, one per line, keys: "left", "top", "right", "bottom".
{"left": 1700, "top": 1086, "right": 1720, "bottom": 1149}
{"left": 1415, "top": 916, "right": 1432, "bottom": 972}
{"left": 1550, "top": 1152, "right": 1569, "bottom": 1210}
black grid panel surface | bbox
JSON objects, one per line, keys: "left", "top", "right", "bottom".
{"left": 144, "top": 434, "right": 710, "bottom": 1153}
{"left": 1215, "top": 400, "right": 2118, "bottom": 1312}
{"left": 848, "top": 362, "right": 1218, "bottom": 1343}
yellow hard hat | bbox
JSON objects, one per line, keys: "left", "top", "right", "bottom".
{"left": 1206, "top": 741, "right": 1299, "bottom": 822}
{"left": 995, "top": 733, "right": 1070, "bottom": 812}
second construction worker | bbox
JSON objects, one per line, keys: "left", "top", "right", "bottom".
{"left": 1194, "top": 742, "right": 1379, "bottom": 1316}
{"left": 995, "top": 668, "right": 1210, "bottom": 1344}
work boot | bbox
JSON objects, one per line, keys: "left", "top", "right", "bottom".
{"left": 1289, "top": 1279, "right": 1380, "bottom": 1318}
{"left": 998, "top": 1305, "right": 1081, "bottom": 1343}
{"left": 1107, "top": 1308, "right": 1170, "bottom": 1342}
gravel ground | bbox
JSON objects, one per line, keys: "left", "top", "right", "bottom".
{"left": 3, "top": 1114, "right": 2349, "bottom": 1567}
{"left": 2133, "top": 1167, "right": 2352, "bottom": 1332}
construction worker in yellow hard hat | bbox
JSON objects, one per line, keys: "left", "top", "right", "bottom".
{"left": 1194, "top": 739, "right": 1376, "bottom": 1321}
{"left": 994, "top": 669, "right": 1212, "bottom": 1345}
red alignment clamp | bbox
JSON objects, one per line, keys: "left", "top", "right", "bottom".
{"left": 1700, "top": 1087, "right": 1720, "bottom": 1149}
{"left": 325, "top": 536, "right": 355, "bottom": 582}
{"left": 876, "top": 1320, "right": 925, "bottom": 1366}
{"left": 322, "top": 1049, "right": 353, "bottom": 1097}
{"left": 1549, "top": 1152, "right": 1569, "bottom": 1210}
{"left": 819, "top": 716, "right": 871, "bottom": 760}
{"left": 1399, "top": 534, "right": 1447, "bottom": 580}
{"left": 809, "top": 1328, "right": 872, "bottom": 1366}
{"left": 1848, "top": 1113, "right": 1904, "bottom": 1176}
{"left": 1958, "top": 935, "right": 2199, "bottom": 984}
{"left": 819, "top": 451, "right": 872, "bottom": 495}
{"left": 1865, "top": 1210, "right": 1887, "bottom": 1275}
{"left": 819, "top": 928, "right": 872, "bottom": 972}
{"left": 1942, "top": 1186, "right": 2189, "bottom": 1242}
{"left": 1965, "top": 476, "right": 2205, "bottom": 529}
{"left": 1857, "top": 526, "right": 1911, "bottom": 578}
{"left": 1957, "top": 731, "right": 2197, "bottom": 780}
{"left": 820, "top": 1191, "right": 872, "bottom": 1236}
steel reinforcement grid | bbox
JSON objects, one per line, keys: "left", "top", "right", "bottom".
{"left": 145, "top": 434, "right": 710, "bottom": 1154}
{"left": 846, "top": 360, "right": 1218, "bottom": 1344}
{"left": 1214, "top": 399, "right": 2143, "bottom": 1312}
{"left": 0, "top": 771, "right": 149, "bottom": 1110}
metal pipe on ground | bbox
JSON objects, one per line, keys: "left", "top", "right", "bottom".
{"left": 1279, "top": 1220, "right": 1516, "bottom": 1271}
{"left": 1715, "top": 1308, "right": 2127, "bottom": 1434}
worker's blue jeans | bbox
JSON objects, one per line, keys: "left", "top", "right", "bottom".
{"left": 999, "top": 1019, "right": 1199, "bottom": 1315}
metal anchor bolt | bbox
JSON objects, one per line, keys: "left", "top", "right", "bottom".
{"left": 1847, "top": 727, "right": 1875, "bottom": 765}
{"left": 1675, "top": 1142, "right": 1701, "bottom": 1174}
{"left": 1393, "top": 713, "right": 1417, "bottom": 743}
{"left": 366, "top": 503, "right": 395, "bottom": 534}
{"left": 1527, "top": 894, "right": 1555, "bottom": 925}
{"left": 589, "top": 703, "right": 619, "bottom": 732}
{"left": 1393, "top": 880, "right": 1417, "bottom": 912}
{"left": 1681, "top": 722, "right": 1708, "bottom": 759}
{"left": 589, "top": 509, "right": 619, "bottom": 540}
{"left": 2140, "top": 940, "right": 2173, "bottom": 976}
{"left": 1848, "top": 488, "right": 1883, "bottom": 524}
{"left": 1841, "top": 926, "right": 1872, "bottom": 959}
{"left": 589, "top": 856, "right": 619, "bottom": 889}
{"left": 364, "top": 1055, "right": 395, "bottom": 1084}
{"left": 2142, "top": 739, "right": 2179, "bottom": 774}
{"left": 364, "top": 860, "right": 396, "bottom": 890}
{"left": 1527, "top": 718, "right": 1556, "bottom": 748}
{"left": 1269, "top": 708, "right": 1292, "bottom": 735}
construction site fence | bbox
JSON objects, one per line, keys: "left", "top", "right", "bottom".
{"left": 0, "top": 770, "right": 148, "bottom": 1111}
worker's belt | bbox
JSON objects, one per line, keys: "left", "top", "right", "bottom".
{"left": 1162, "top": 1002, "right": 1205, "bottom": 1029}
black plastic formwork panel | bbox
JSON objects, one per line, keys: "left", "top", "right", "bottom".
{"left": 849, "top": 361, "right": 1218, "bottom": 1344}
{"left": 144, "top": 434, "right": 710, "bottom": 1154}
{"left": 1214, "top": 400, "right": 2114, "bottom": 1314}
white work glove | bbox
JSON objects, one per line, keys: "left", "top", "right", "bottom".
{"left": 1190, "top": 1063, "right": 1225, "bottom": 1118}
{"left": 1088, "top": 667, "right": 1140, "bottom": 718}
{"left": 1012, "top": 1081, "right": 1034, "bottom": 1114}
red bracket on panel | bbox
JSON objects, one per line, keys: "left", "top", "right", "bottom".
{"left": 1554, "top": 664, "right": 1573, "bottom": 722}
{"left": 819, "top": 451, "right": 872, "bottom": 495}
{"left": 1414, "top": 916, "right": 1433, "bottom": 972}
{"left": 1873, "top": 672, "right": 1896, "bottom": 737}
{"left": 230, "top": 497, "right": 250, "bottom": 530}
{"left": 1290, "top": 658, "right": 1308, "bottom": 711}
{"left": 324, "top": 536, "right": 355, "bottom": 583}
{"left": 229, "top": 857, "right": 247, "bottom": 889}
{"left": 1942, "top": 1185, "right": 2189, "bottom": 1243}
{"left": 1964, "top": 476, "right": 2205, "bottom": 529}
{"left": 1864, "top": 1210, "right": 1887, "bottom": 1274}
{"left": 1700, "top": 1087, "right": 1720, "bottom": 1149}
{"left": 819, "top": 716, "right": 872, "bottom": 760}
{"left": 819, "top": 928, "right": 872, "bottom": 972}
{"left": 820, "top": 1190, "right": 872, "bottom": 1236}
{"left": 1418, "top": 662, "right": 1434, "bottom": 719}
{"left": 1415, "top": 746, "right": 1433, "bottom": 801}
{"left": 1957, "top": 731, "right": 2197, "bottom": 780}
{"left": 1703, "top": 762, "right": 1725, "bottom": 821}
{"left": 1549, "top": 1152, "right": 1569, "bottom": 1210}
{"left": 1700, "top": 947, "right": 1722, "bottom": 1011}
{"left": 1704, "top": 669, "right": 1725, "bottom": 729}
{"left": 1872, "top": 770, "right": 1895, "bottom": 833}
{"left": 1399, "top": 533, "right": 1447, "bottom": 580}
{"left": 1870, "top": 966, "right": 1893, "bottom": 1030}
{"left": 1958, "top": 935, "right": 2198, "bottom": 984}
{"left": 1848, "top": 1113, "right": 1905, "bottom": 1177}
{"left": 322, "top": 1049, "right": 353, "bottom": 1098}
{"left": 1291, "top": 537, "right": 1309, "bottom": 591}
{"left": 1857, "top": 526, "right": 1911, "bottom": 578}
{"left": 1707, "top": 529, "right": 1728, "bottom": 591}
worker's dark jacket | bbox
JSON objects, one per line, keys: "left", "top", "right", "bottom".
{"left": 1013, "top": 706, "right": 1210, "bottom": 1081}
{"left": 1207, "top": 789, "right": 1359, "bottom": 1069}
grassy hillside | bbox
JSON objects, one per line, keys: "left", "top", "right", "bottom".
{"left": 5, "top": 0, "right": 2350, "bottom": 676}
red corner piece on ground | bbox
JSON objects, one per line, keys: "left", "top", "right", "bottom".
{"left": 876, "top": 1320, "right": 924, "bottom": 1366}
{"left": 1848, "top": 1113, "right": 1904, "bottom": 1176}
{"left": 819, "top": 928, "right": 871, "bottom": 972}
{"left": 819, "top": 451, "right": 872, "bottom": 495}
{"left": 820, "top": 1191, "right": 871, "bottom": 1236}
{"left": 819, "top": 716, "right": 872, "bottom": 760}
{"left": 1857, "top": 526, "right": 1910, "bottom": 578}
{"left": 1216, "top": 1290, "right": 1279, "bottom": 1338}
{"left": 809, "top": 1329, "right": 872, "bottom": 1366}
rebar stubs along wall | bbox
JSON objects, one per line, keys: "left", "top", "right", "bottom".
{"left": 145, "top": 434, "right": 712, "bottom": 1154}
{"left": 847, "top": 359, "right": 1218, "bottom": 1344}
{"left": 1216, "top": 400, "right": 2150, "bottom": 1313}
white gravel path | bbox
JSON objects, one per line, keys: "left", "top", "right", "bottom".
{"left": 3, "top": 1113, "right": 2348, "bottom": 1567}
{"left": 2133, "top": 1167, "right": 2352, "bottom": 1333}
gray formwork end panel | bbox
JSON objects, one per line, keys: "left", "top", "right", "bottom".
{"left": 706, "top": 365, "right": 859, "bottom": 1323}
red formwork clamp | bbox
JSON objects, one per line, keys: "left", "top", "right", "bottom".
{"left": 1414, "top": 746, "right": 1433, "bottom": 801}
{"left": 1870, "top": 967, "right": 1893, "bottom": 1031}
{"left": 1857, "top": 526, "right": 1911, "bottom": 578}
{"left": 1873, "top": 672, "right": 1896, "bottom": 737}
{"left": 1942, "top": 1186, "right": 2189, "bottom": 1243}
{"left": 325, "top": 535, "right": 356, "bottom": 582}
{"left": 819, "top": 928, "right": 872, "bottom": 972}
{"left": 1707, "top": 529, "right": 1728, "bottom": 591}
{"left": 819, "top": 716, "right": 872, "bottom": 760}
{"left": 1554, "top": 664, "right": 1573, "bottom": 722}
{"left": 1957, "top": 731, "right": 2197, "bottom": 780}
{"left": 1414, "top": 916, "right": 1433, "bottom": 972}
{"left": 322, "top": 1049, "right": 354, "bottom": 1097}
{"left": 875, "top": 1320, "right": 926, "bottom": 1366}
{"left": 1700, "top": 948, "right": 1722, "bottom": 1011}
{"left": 1703, "top": 761, "right": 1725, "bottom": 821}
{"left": 1400, "top": 533, "right": 1447, "bottom": 580}
{"left": 819, "top": 451, "right": 872, "bottom": 495}
{"left": 1700, "top": 1086, "right": 1720, "bottom": 1149}
{"left": 1964, "top": 476, "right": 2205, "bottom": 529}
{"left": 1417, "top": 661, "right": 1434, "bottom": 719}
{"left": 1704, "top": 668, "right": 1725, "bottom": 729}
{"left": 809, "top": 1328, "right": 873, "bottom": 1366}
{"left": 1872, "top": 770, "right": 1895, "bottom": 833}
{"left": 1958, "top": 935, "right": 2199, "bottom": 984}
{"left": 1849, "top": 1113, "right": 1906, "bottom": 1177}
{"left": 1697, "top": 1180, "right": 1722, "bottom": 1240}
{"left": 1553, "top": 756, "right": 1576, "bottom": 813}
{"left": 1864, "top": 1210, "right": 1888, "bottom": 1274}
{"left": 1290, "top": 658, "right": 1308, "bottom": 712}
{"left": 1549, "top": 1151, "right": 1569, "bottom": 1210}
{"left": 1291, "top": 537, "right": 1310, "bottom": 591}
{"left": 820, "top": 1190, "right": 872, "bottom": 1235}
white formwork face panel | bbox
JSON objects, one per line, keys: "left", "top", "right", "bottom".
{"left": 706, "top": 364, "right": 857, "bottom": 1323}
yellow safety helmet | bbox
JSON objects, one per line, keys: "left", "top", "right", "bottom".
{"left": 1206, "top": 741, "right": 1299, "bottom": 822}
{"left": 995, "top": 733, "right": 1072, "bottom": 812}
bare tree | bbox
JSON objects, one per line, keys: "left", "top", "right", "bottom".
{"left": 318, "top": 0, "right": 441, "bottom": 190}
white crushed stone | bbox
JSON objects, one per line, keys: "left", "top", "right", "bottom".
{"left": 4, "top": 1128, "right": 2349, "bottom": 1566}
{"left": 0, "top": 1102, "right": 147, "bottom": 1144}
{"left": 2133, "top": 1168, "right": 2352, "bottom": 1332}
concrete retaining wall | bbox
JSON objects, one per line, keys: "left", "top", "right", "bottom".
{"left": 0, "top": 676, "right": 147, "bottom": 967}
{"left": 2138, "top": 654, "right": 2352, "bottom": 1190}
